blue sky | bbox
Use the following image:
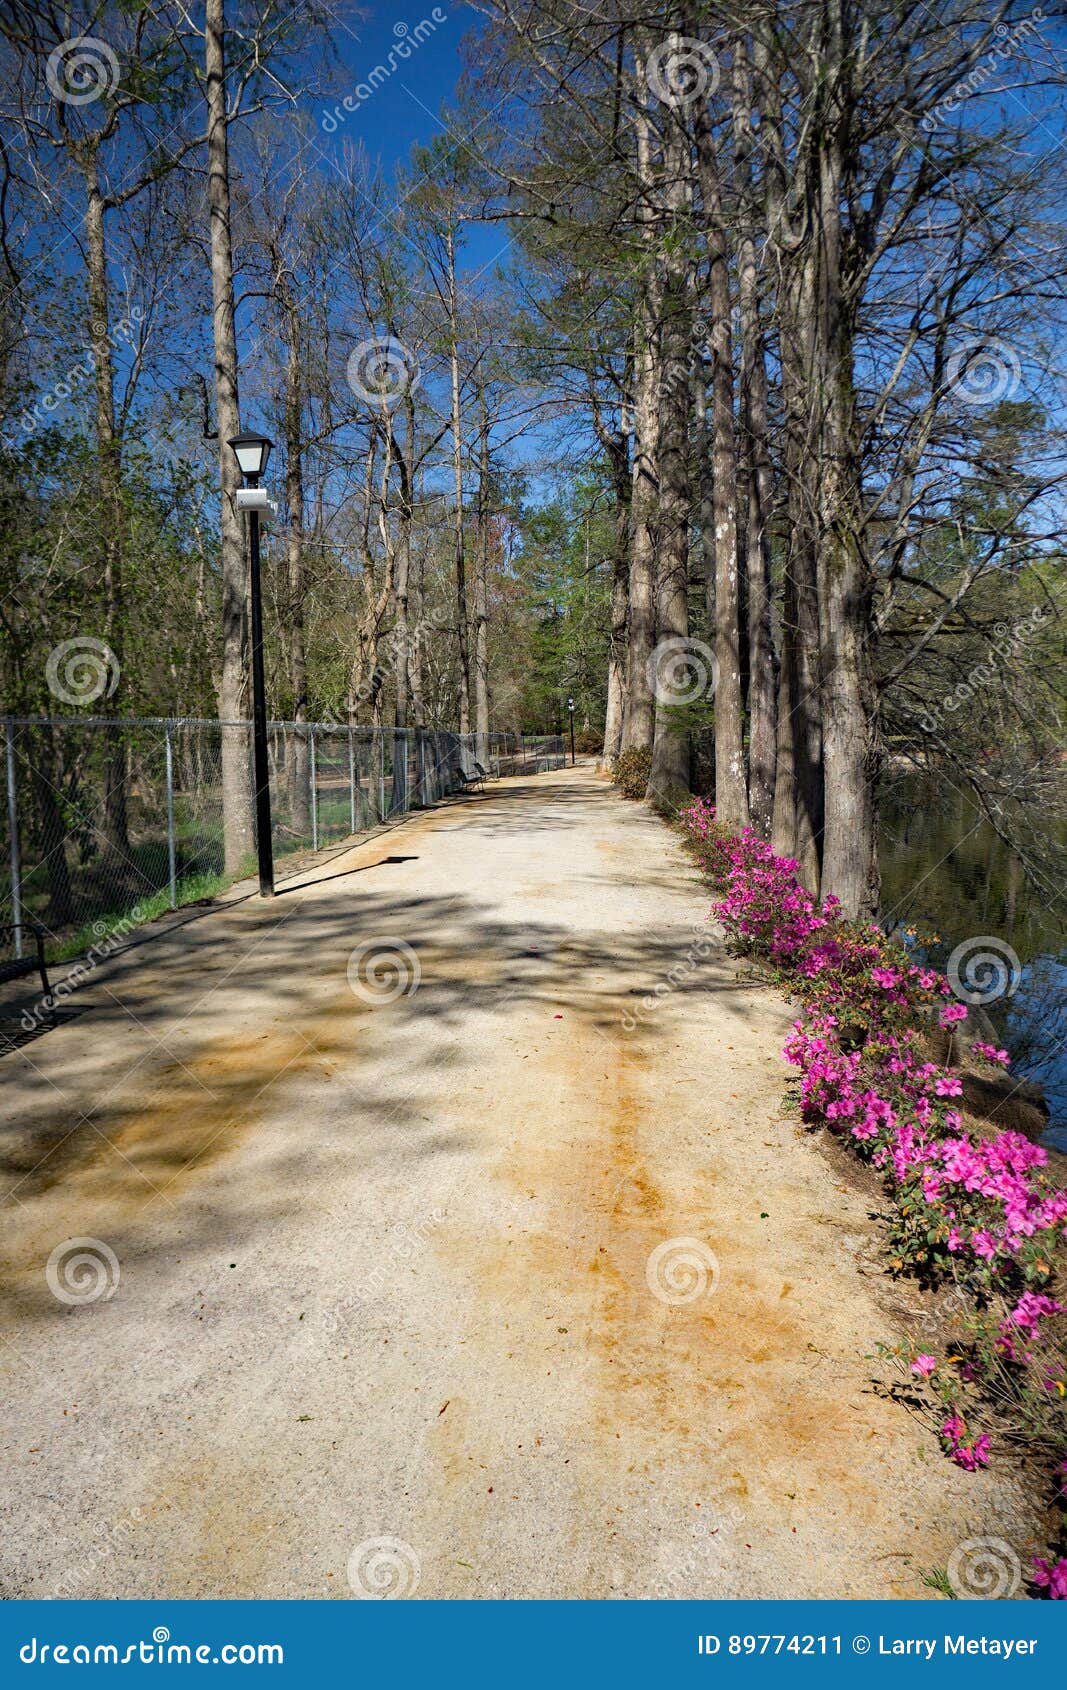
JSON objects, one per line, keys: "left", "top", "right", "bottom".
{"left": 316, "top": 2, "right": 469, "bottom": 167}
{"left": 308, "top": 1, "right": 509, "bottom": 277}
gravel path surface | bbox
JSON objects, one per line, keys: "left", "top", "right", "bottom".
{"left": 0, "top": 763, "right": 1036, "bottom": 1598}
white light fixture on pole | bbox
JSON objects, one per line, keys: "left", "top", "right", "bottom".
{"left": 229, "top": 432, "right": 272, "bottom": 480}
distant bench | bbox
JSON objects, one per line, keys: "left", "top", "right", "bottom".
{"left": 456, "top": 760, "right": 490, "bottom": 793}
{"left": 0, "top": 923, "right": 52, "bottom": 1005}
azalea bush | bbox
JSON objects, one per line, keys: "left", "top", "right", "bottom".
{"left": 672, "top": 796, "right": 736, "bottom": 885}
{"left": 677, "top": 799, "right": 1067, "bottom": 1597}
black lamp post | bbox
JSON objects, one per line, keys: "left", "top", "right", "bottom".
{"left": 567, "top": 695, "right": 576, "bottom": 767}
{"left": 228, "top": 431, "right": 275, "bottom": 898}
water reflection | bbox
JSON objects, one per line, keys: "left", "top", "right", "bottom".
{"left": 879, "top": 776, "right": 1067, "bottom": 1150}
{"left": 1006, "top": 958, "right": 1067, "bottom": 1151}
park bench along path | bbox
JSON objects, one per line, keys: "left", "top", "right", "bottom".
{"left": 0, "top": 764, "right": 1036, "bottom": 1598}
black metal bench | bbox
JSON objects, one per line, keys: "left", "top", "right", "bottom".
{"left": 456, "top": 761, "right": 488, "bottom": 792}
{"left": 0, "top": 923, "right": 52, "bottom": 1004}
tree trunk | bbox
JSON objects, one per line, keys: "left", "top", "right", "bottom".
{"left": 621, "top": 43, "right": 658, "bottom": 753}
{"left": 771, "top": 258, "right": 824, "bottom": 890}
{"left": 812, "top": 23, "right": 877, "bottom": 918}
{"left": 473, "top": 391, "right": 491, "bottom": 765}
{"left": 409, "top": 535, "right": 428, "bottom": 799}
{"left": 205, "top": 0, "right": 253, "bottom": 873}
{"left": 694, "top": 83, "right": 748, "bottom": 830}
{"left": 647, "top": 93, "right": 692, "bottom": 808}
{"left": 446, "top": 223, "right": 471, "bottom": 735}
{"left": 391, "top": 404, "right": 415, "bottom": 812}
{"left": 277, "top": 265, "right": 309, "bottom": 836}
{"left": 409, "top": 515, "right": 426, "bottom": 733}
{"left": 731, "top": 40, "right": 776, "bottom": 837}
{"left": 621, "top": 303, "right": 658, "bottom": 753}
{"left": 82, "top": 150, "right": 128, "bottom": 861}
{"left": 817, "top": 439, "right": 876, "bottom": 916}
{"left": 763, "top": 38, "right": 823, "bottom": 890}
{"left": 392, "top": 517, "right": 411, "bottom": 811}
{"left": 692, "top": 373, "right": 715, "bottom": 635}
{"left": 600, "top": 456, "right": 631, "bottom": 764}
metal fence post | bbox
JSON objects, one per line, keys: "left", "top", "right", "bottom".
{"left": 5, "top": 718, "right": 22, "bottom": 959}
{"left": 378, "top": 728, "right": 386, "bottom": 821}
{"left": 165, "top": 725, "right": 177, "bottom": 910}
{"left": 309, "top": 727, "right": 318, "bottom": 851}
{"left": 348, "top": 726, "right": 357, "bottom": 835}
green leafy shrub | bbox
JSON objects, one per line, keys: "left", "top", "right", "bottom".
{"left": 612, "top": 745, "right": 652, "bottom": 799}
{"left": 675, "top": 798, "right": 736, "bottom": 886}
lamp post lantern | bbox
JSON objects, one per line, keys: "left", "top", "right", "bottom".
{"left": 567, "top": 695, "right": 576, "bottom": 767}
{"left": 228, "top": 432, "right": 275, "bottom": 898}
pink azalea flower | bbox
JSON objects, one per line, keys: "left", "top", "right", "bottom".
{"left": 910, "top": 1354, "right": 937, "bottom": 1377}
{"left": 972, "top": 1040, "right": 1011, "bottom": 1067}
{"left": 1032, "top": 1557, "right": 1067, "bottom": 1599}
{"left": 940, "top": 1002, "right": 969, "bottom": 1025}
{"left": 695, "top": 813, "right": 1067, "bottom": 1437}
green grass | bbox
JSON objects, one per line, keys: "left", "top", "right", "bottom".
{"left": 920, "top": 1566, "right": 957, "bottom": 1599}
{"left": 11, "top": 783, "right": 394, "bottom": 966}
{"left": 51, "top": 865, "right": 244, "bottom": 963}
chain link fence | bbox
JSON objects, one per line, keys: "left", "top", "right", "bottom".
{"left": 1, "top": 718, "right": 565, "bottom": 966}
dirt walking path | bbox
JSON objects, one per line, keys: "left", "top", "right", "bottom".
{"left": 0, "top": 764, "right": 1036, "bottom": 1598}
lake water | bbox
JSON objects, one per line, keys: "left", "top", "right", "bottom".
{"left": 879, "top": 775, "right": 1067, "bottom": 1153}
